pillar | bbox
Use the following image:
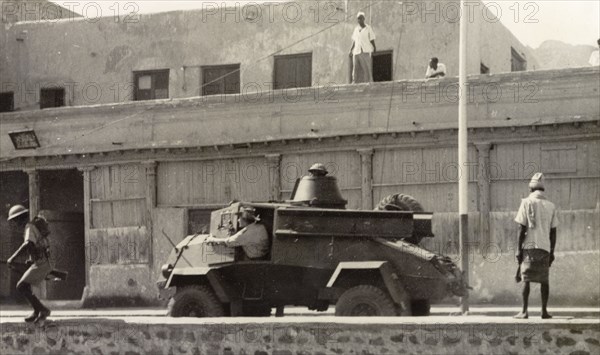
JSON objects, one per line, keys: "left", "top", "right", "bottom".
{"left": 142, "top": 161, "right": 157, "bottom": 208}
{"left": 25, "top": 169, "right": 44, "bottom": 297}
{"left": 142, "top": 161, "right": 157, "bottom": 267}
{"left": 475, "top": 142, "right": 492, "bottom": 247}
{"left": 266, "top": 154, "right": 282, "bottom": 201}
{"left": 358, "top": 148, "right": 374, "bottom": 210}
{"left": 25, "top": 169, "right": 39, "bottom": 219}
{"left": 78, "top": 166, "right": 95, "bottom": 294}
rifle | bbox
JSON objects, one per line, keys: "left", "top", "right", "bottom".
{"left": 2, "top": 261, "right": 68, "bottom": 281}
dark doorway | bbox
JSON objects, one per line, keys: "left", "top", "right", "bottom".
{"left": 40, "top": 88, "right": 65, "bottom": 109}
{"left": 0, "top": 92, "right": 14, "bottom": 112}
{"left": 202, "top": 64, "right": 241, "bottom": 96}
{"left": 372, "top": 51, "right": 393, "bottom": 82}
{"left": 39, "top": 169, "right": 85, "bottom": 300}
{"left": 0, "top": 171, "right": 29, "bottom": 303}
{"left": 274, "top": 53, "right": 312, "bottom": 89}
{"left": 511, "top": 47, "right": 527, "bottom": 72}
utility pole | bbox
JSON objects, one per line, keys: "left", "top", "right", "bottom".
{"left": 458, "top": 0, "right": 470, "bottom": 314}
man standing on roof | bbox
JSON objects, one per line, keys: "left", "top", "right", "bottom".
{"left": 349, "top": 11, "right": 376, "bottom": 83}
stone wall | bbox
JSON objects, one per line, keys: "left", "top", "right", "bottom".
{"left": 1, "top": 318, "right": 599, "bottom": 355}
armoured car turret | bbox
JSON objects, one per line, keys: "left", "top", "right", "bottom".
{"left": 157, "top": 164, "right": 467, "bottom": 317}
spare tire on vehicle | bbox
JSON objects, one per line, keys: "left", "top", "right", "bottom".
{"left": 375, "top": 193, "right": 424, "bottom": 212}
{"left": 375, "top": 194, "right": 425, "bottom": 245}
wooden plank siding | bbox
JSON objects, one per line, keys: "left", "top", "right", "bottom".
{"left": 489, "top": 139, "right": 600, "bottom": 211}
{"left": 88, "top": 165, "right": 149, "bottom": 264}
{"left": 157, "top": 158, "right": 271, "bottom": 206}
{"left": 372, "top": 146, "right": 479, "bottom": 212}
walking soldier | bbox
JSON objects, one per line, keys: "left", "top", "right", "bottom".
{"left": 6, "top": 205, "right": 52, "bottom": 323}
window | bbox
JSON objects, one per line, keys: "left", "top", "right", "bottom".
{"left": 202, "top": 64, "right": 241, "bottom": 96}
{"left": 511, "top": 48, "right": 527, "bottom": 72}
{"left": 274, "top": 53, "right": 312, "bottom": 90}
{"left": 373, "top": 51, "right": 393, "bottom": 82}
{"left": 40, "top": 88, "right": 65, "bottom": 109}
{"left": 133, "top": 69, "right": 169, "bottom": 101}
{"left": 0, "top": 92, "right": 14, "bottom": 112}
{"left": 480, "top": 63, "right": 490, "bottom": 74}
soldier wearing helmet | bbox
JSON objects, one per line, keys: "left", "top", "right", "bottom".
{"left": 308, "top": 163, "right": 329, "bottom": 177}
{"left": 6, "top": 205, "right": 52, "bottom": 323}
{"left": 206, "top": 207, "right": 269, "bottom": 260}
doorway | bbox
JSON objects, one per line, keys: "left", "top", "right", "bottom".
{"left": 348, "top": 50, "right": 394, "bottom": 83}
{"left": 39, "top": 169, "right": 85, "bottom": 300}
{"left": 0, "top": 171, "right": 29, "bottom": 302}
{"left": 372, "top": 51, "right": 393, "bottom": 82}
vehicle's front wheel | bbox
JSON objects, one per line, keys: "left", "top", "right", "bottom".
{"left": 335, "top": 285, "right": 397, "bottom": 317}
{"left": 168, "top": 285, "right": 225, "bottom": 318}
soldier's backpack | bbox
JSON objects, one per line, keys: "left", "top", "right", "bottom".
{"left": 31, "top": 216, "right": 51, "bottom": 238}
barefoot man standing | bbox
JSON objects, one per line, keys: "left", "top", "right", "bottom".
{"left": 514, "top": 173, "right": 558, "bottom": 319}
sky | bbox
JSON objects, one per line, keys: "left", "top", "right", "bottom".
{"left": 48, "top": 1, "right": 600, "bottom": 48}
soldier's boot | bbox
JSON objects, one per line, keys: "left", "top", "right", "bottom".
{"left": 24, "top": 312, "right": 39, "bottom": 323}
{"left": 17, "top": 282, "right": 50, "bottom": 322}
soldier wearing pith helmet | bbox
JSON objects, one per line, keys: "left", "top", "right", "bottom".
{"left": 514, "top": 173, "right": 559, "bottom": 319}
{"left": 6, "top": 205, "right": 53, "bottom": 323}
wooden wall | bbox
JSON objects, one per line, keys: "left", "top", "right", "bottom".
{"left": 490, "top": 140, "right": 599, "bottom": 211}
{"left": 88, "top": 164, "right": 149, "bottom": 265}
{"left": 372, "top": 146, "right": 479, "bottom": 212}
{"left": 153, "top": 138, "right": 599, "bottom": 254}
{"left": 157, "top": 158, "right": 270, "bottom": 206}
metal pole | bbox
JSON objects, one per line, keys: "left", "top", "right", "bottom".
{"left": 458, "top": 0, "right": 470, "bottom": 314}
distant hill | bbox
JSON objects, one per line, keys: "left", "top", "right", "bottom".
{"left": 531, "top": 40, "right": 597, "bottom": 69}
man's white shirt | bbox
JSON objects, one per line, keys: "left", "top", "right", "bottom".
{"left": 352, "top": 24, "right": 376, "bottom": 55}
{"left": 425, "top": 63, "right": 447, "bottom": 78}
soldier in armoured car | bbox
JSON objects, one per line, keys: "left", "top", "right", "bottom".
{"left": 205, "top": 207, "right": 269, "bottom": 260}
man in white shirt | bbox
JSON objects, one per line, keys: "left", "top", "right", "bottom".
{"left": 349, "top": 11, "right": 376, "bottom": 83}
{"left": 425, "top": 57, "right": 446, "bottom": 79}
{"left": 513, "top": 173, "right": 559, "bottom": 320}
{"left": 589, "top": 39, "right": 599, "bottom": 66}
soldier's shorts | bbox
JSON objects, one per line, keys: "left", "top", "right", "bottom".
{"left": 19, "top": 260, "right": 52, "bottom": 286}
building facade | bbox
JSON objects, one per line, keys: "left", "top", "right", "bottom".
{"left": 1, "top": 1, "right": 597, "bottom": 306}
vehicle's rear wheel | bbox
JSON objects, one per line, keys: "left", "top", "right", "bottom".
{"left": 410, "top": 299, "right": 431, "bottom": 316}
{"left": 335, "top": 285, "right": 397, "bottom": 317}
{"left": 168, "top": 285, "right": 225, "bottom": 318}
{"left": 375, "top": 193, "right": 424, "bottom": 212}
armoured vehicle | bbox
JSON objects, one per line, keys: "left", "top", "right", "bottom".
{"left": 157, "top": 164, "right": 468, "bottom": 317}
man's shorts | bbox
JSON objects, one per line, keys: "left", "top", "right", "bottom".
{"left": 19, "top": 260, "right": 52, "bottom": 286}
{"left": 520, "top": 248, "right": 550, "bottom": 283}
